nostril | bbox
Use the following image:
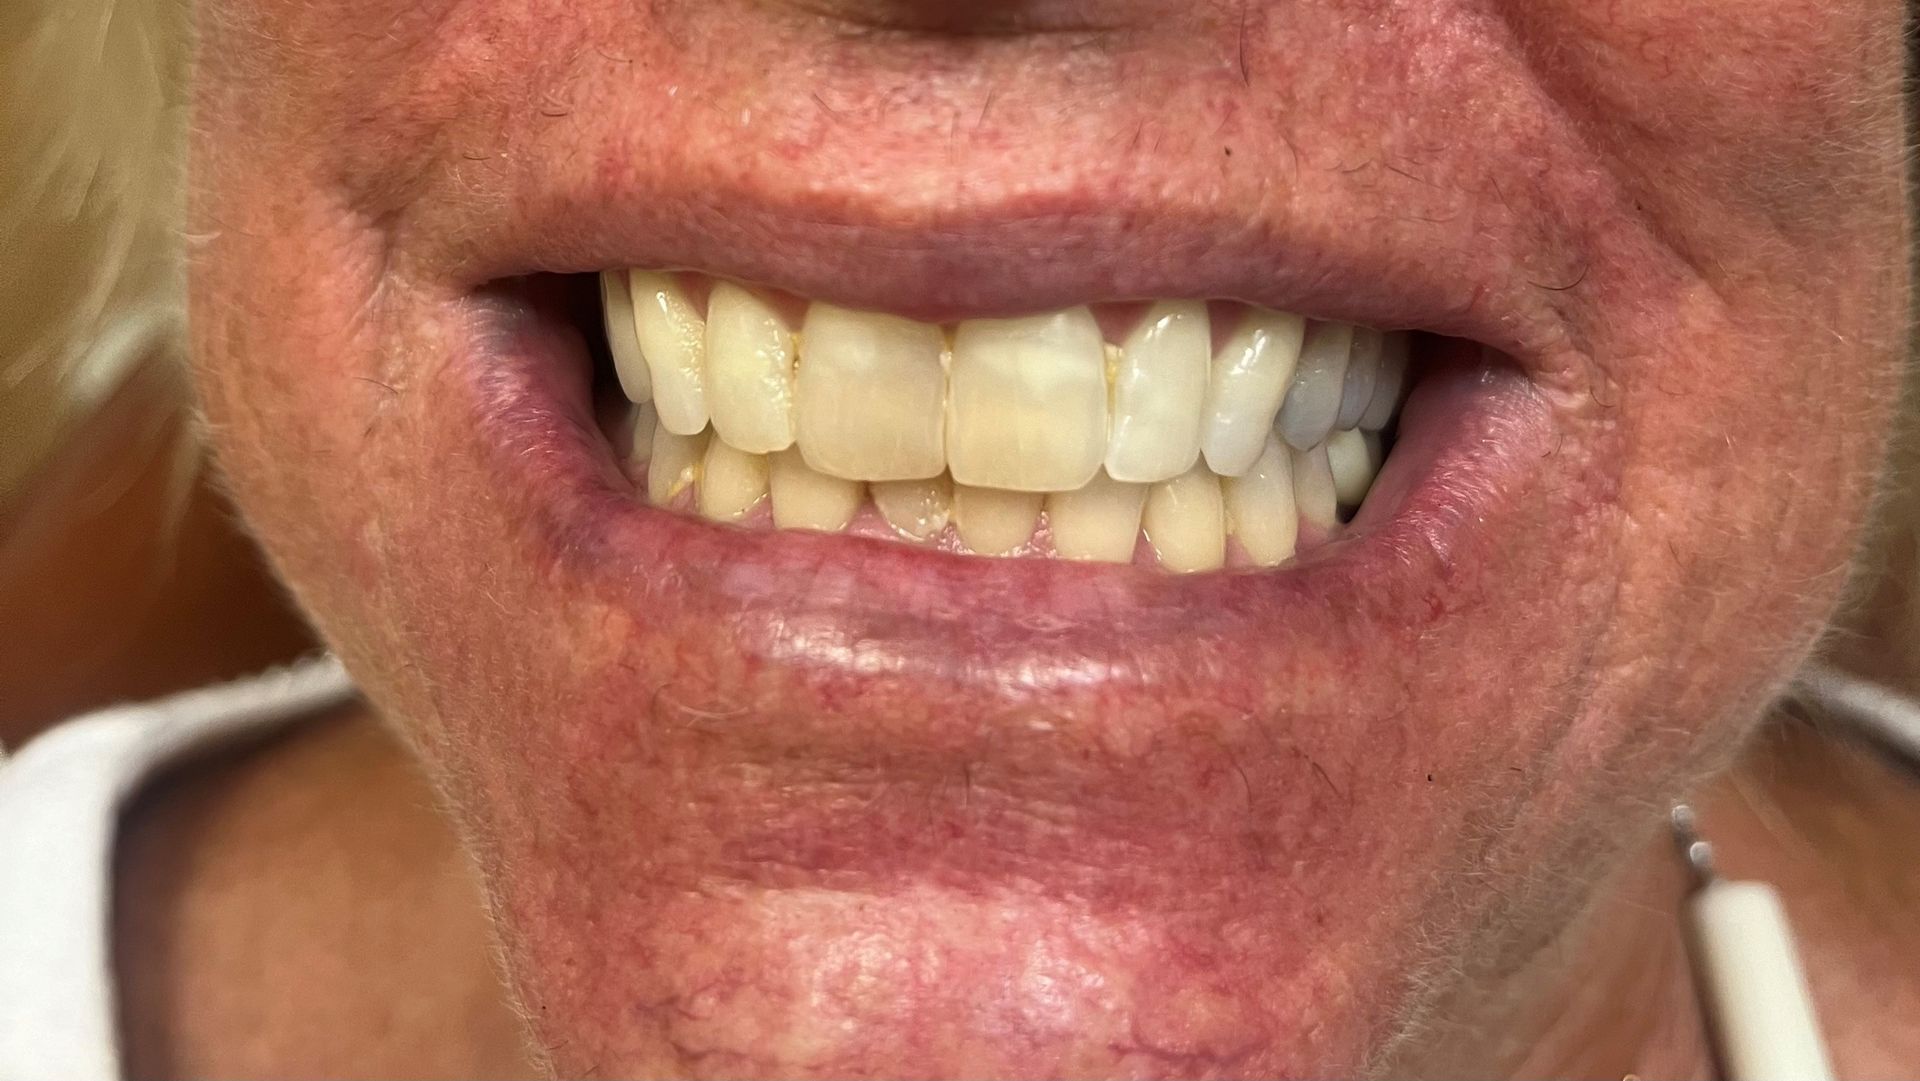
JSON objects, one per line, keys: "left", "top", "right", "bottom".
{"left": 768, "top": 0, "right": 1141, "bottom": 37}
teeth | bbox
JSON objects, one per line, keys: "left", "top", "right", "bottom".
{"left": 1200, "top": 307, "right": 1307, "bottom": 477}
{"left": 630, "top": 272, "right": 709, "bottom": 435}
{"left": 704, "top": 283, "right": 798, "bottom": 454}
{"left": 796, "top": 303, "right": 947, "bottom": 481}
{"left": 1358, "top": 332, "right": 1411, "bottom": 431}
{"left": 1334, "top": 328, "right": 1383, "bottom": 430}
{"left": 607, "top": 274, "right": 1415, "bottom": 566}
{"left": 620, "top": 403, "right": 659, "bottom": 485}
{"left": 698, "top": 438, "right": 770, "bottom": 521}
{"left": 947, "top": 309, "right": 1108, "bottom": 492}
{"left": 872, "top": 475, "right": 953, "bottom": 541}
{"left": 647, "top": 424, "right": 710, "bottom": 507}
{"left": 600, "top": 271, "right": 653, "bottom": 404}
{"left": 1223, "top": 435, "right": 1298, "bottom": 567}
{"left": 1047, "top": 471, "right": 1147, "bottom": 563}
{"left": 1104, "top": 301, "right": 1209, "bottom": 484}
{"left": 1143, "top": 466, "right": 1226, "bottom": 573}
{"left": 770, "top": 448, "right": 863, "bottom": 531}
{"left": 1327, "top": 428, "right": 1385, "bottom": 507}
{"left": 1290, "top": 443, "right": 1339, "bottom": 530}
{"left": 952, "top": 484, "right": 1042, "bottom": 556}
{"left": 1277, "top": 322, "right": 1355, "bottom": 451}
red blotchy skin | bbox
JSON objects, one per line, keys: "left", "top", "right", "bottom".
{"left": 188, "top": 0, "right": 1907, "bottom": 1075}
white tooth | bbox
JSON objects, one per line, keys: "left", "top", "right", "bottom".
{"left": 647, "top": 424, "right": 710, "bottom": 507}
{"left": 1334, "top": 327, "right": 1383, "bottom": 430}
{"left": 1104, "top": 301, "right": 1209, "bottom": 484}
{"left": 952, "top": 484, "right": 1042, "bottom": 556}
{"left": 620, "top": 402, "right": 660, "bottom": 485}
{"left": 796, "top": 303, "right": 946, "bottom": 481}
{"left": 1290, "top": 443, "right": 1339, "bottom": 530}
{"left": 1223, "top": 435, "right": 1298, "bottom": 567}
{"left": 770, "top": 448, "right": 863, "bottom": 532}
{"left": 1359, "top": 332, "right": 1411, "bottom": 431}
{"left": 1199, "top": 307, "right": 1306, "bottom": 477}
{"left": 1047, "top": 472, "right": 1147, "bottom": 563}
{"left": 1327, "top": 428, "right": 1384, "bottom": 507}
{"left": 601, "top": 270, "right": 652, "bottom": 404}
{"left": 630, "top": 271, "right": 708, "bottom": 435}
{"left": 948, "top": 309, "right": 1107, "bottom": 492}
{"left": 872, "top": 475, "right": 953, "bottom": 541}
{"left": 1277, "top": 322, "right": 1355, "bottom": 450}
{"left": 1143, "top": 467, "right": 1226, "bottom": 574}
{"left": 704, "top": 283, "right": 797, "bottom": 453}
{"left": 698, "top": 438, "right": 769, "bottom": 521}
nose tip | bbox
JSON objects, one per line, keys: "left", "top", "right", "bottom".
{"left": 772, "top": 0, "right": 1151, "bottom": 35}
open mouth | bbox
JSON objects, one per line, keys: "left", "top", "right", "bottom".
{"left": 578, "top": 269, "right": 1442, "bottom": 574}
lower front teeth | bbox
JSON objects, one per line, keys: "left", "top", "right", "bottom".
{"left": 603, "top": 270, "right": 1410, "bottom": 573}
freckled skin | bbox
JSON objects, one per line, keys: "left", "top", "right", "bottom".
{"left": 188, "top": 0, "right": 1907, "bottom": 1076}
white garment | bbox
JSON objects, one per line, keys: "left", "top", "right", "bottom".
{"left": 0, "top": 656, "right": 354, "bottom": 1081}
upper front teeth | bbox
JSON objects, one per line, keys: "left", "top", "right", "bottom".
{"left": 602, "top": 269, "right": 1412, "bottom": 570}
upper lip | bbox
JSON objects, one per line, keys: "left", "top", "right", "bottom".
{"left": 373, "top": 9, "right": 1600, "bottom": 395}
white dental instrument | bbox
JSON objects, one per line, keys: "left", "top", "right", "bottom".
{"left": 1670, "top": 804, "right": 1835, "bottom": 1081}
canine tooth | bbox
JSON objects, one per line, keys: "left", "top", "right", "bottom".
{"left": 1327, "top": 428, "right": 1384, "bottom": 507}
{"left": 953, "top": 484, "right": 1042, "bottom": 556}
{"left": 770, "top": 449, "right": 862, "bottom": 531}
{"left": 630, "top": 272, "right": 708, "bottom": 435}
{"left": 1334, "top": 328, "right": 1383, "bottom": 430}
{"left": 948, "top": 309, "right": 1107, "bottom": 492}
{"left": 796, "top": 303, "right": 946, "bottom": 481}
{"left": 698, "top": 438, "right": 769, "bottom": 521}
{"left": 601, "top": 270, "right": 652, "bottom": 404}
{"left": 1277, "top": 322, "right": 1355, "bottom": 450}
{"left": 1105, "top": 301, "right": 1209, "bottom": 484}
{"left": 704, "top": 283, "right": 797, "bottom": 453}
{"left": 1048, "top": 472, "right": 1147, "bottom": 563}
{"left": 1290, "top": 443, "right": 1339, "bottom": 529}
{"left": 1200, "top": 307, "right": 1306, "bottom": 477}
{"left": 1223, "top": 435, "right": 1298, "bottom": 567}
{"left": 647, "top": 424, "right": 710, "bottom": 507}
{"left": 1143, "top": 467, "right": 1226, "bottom": 574}
{"left": 1359, "top": 331, "right": 1411, "bottom": 431}
{"left": 872, "top": 476, "right": 953, "bottom": 541}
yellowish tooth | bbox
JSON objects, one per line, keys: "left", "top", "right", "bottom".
{"left": 1200, "top": 307, "right": 1307, "bottom": 477}
{"left": 953, "top": 484, "right": 1043, "bottom": 556}
{"left": 1143, "top": 467, "right": 1226, "bottom": 574}
{"left": 1335, "top": 327, "right": 1383, "bottom": 430}
{"left": 872, "top": 475, "right": 953, "bottom": 541}
{"left": 1047, "top": 472, "right": 1147, "bottom": 563}
{"left": 697, "top": 438, "right": 769, "bottom": 521}
{"left": 704, "top": 283, "right": 797, "bottom": 454}
{"left": 601, "top": 270, "right": 652, "bottom": 404}
{"left": 630, "top": 271, "right": 708, "bottom": 435}
{"left": 769, "top": 448, "right": 863, "bottom": 531}
{"left": 1327, "top": 428, "right": 1384, "bottom": 507}
{"left": 1277, "top": 321, "right": 1355, "bottom": 450}
{"left": 621, "top": 402, "right": 659, "bottom": 484}
{"left": 1290, "top": 443, "right": 1339, "bottom": 529}
{"left": 795, "top": 302, "right": 947, "bottom": 482}
{"left": 947, "top": 308, "right": 1108, "bottom": 492}
{"left": 647, "top": 424, "right": 710, "bottom": 507}
{"left": 1359, "top": 331, "right": 1411, "bottom": 431}
{"left": 1223, "top": 435, "right": 1298, "bottom": 567}
{"left": 1104, "top": 300, "right": 1209, "bottom": 484}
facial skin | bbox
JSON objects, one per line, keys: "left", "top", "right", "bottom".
{"left": 188, "top": 0, "right": 1908, "bottom": 1075}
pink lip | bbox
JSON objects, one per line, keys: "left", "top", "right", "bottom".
{"left": 461, "top": 292, "right": 1551, "bottom": 707}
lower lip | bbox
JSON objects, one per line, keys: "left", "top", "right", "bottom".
{"left": 460, "top": 286, "right": 1552, "bottom": 698}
